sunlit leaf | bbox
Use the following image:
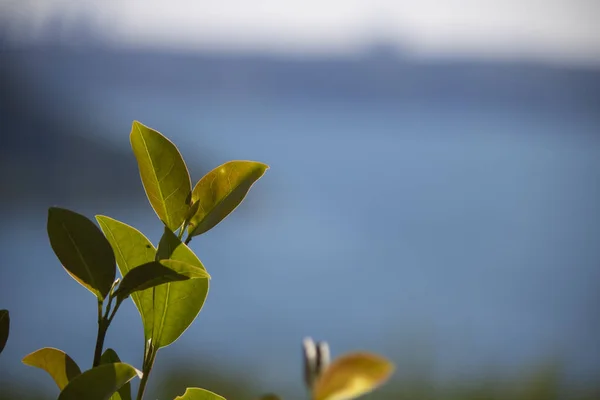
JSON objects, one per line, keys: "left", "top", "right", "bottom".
{"left": 100, "top": 348, "right": 132, "bottom": 400}
{"left": 153, "top": 227, "right": 210, "bottom": 348}
{"left": 114, "top": 260, "right": 210, "bottom": 301}
{"left": 97, "top": 218, "right": 209, "bottom": 349}
{"left": 312, "top": 352, "right": 395, "bottom": 400}
{"left": 130, "top": 121, "right": 192, "bottom": 231}
{"left": 47, "top": 207, "right": 116, "bottom": 299}
{"left": 0, "top": 309, "right": 9, "bottom": 355}
{"left": 22, "top": 347, "right": 81, "bottom": 390}
{"left": 174, "top": 387, "right": 226, "bottom": 400}
{"left": 58, "top": 362, "right": 141, "bottom": 400}
{"left": 96, "top": 215, "right": 156, "bottom": 341}
{"left": 187, "top": 160, "right": 268, "bottom": 238}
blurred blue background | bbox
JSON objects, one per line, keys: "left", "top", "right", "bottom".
{"left": 1, "top": 1, "right": 599, "bottom": 399}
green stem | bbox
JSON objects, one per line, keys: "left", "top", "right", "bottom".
{"left": 92, "top": 294, "right": 123, "bottom": 368}
{"left": 103, "top": 294, "right": 114, "bottom": 321}
{"left": 92, "top": 299, "right": 107, "bottom": 367}
{"left": 107, "top": 298, "right": 123, "bottom": 324}
{"left": 136, "top": 348, "right": 157, "bottom": 400}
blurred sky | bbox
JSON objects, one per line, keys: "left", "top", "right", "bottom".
{"left": 1, "top": 0, "right": 600, "bottom": 64}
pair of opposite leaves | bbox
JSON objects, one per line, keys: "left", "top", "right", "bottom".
{"left": 22, "top": 346, "right": 224, "bottom": 400}
{"left": 130, "top": 120, "right": 269, "bottom": 240}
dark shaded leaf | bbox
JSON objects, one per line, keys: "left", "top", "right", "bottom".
{"left": 48, "top": 207, "right": 116, "bottom": 299}
{"left": 114, "top": 260, "right": 210, "bottom": 301}
{"left": 0, "top": 310, "right": 9, "bottom": 355}
{"left": 100, "top": 349, "right": 132, "bottom": 400}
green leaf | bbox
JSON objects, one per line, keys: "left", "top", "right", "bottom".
{"left": 153, "top": 227, "right": 210, "bottom": 348}
{"left": 114, "top": 260, "right": 210, "bottom": 301}
{"left": 130, "top": 121, "right": 192, "bottom": 231}
{"left": 0, "top": 309, "right": 9, "bottom": 355}
{"left": 22, "top": 347, "right": 82, "bottom": 390}
{"left": 96, "top": 218, "right": 209, "bottom": 349}
{"left": 58, "top": 362, "right": 141, "bottom": 400}
{"left": 312, "top": 352, "right": 395, "bottom": 400}
{"left": 174, "top": 388, "right": 226, "bottom": 400}
{"left": 187, "top": 160, "right": 269, "bottom": 238}
{"left": 47, "top": 207, "right": 116, "bottom": 300}
{"left": 100, "top": 349, "right": 132, "bottom": 400}
{"left": 96, "top": 215, "right": 157, "bottom": 341}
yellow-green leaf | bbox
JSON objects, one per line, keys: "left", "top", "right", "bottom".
{"left": 100, "top": 348, "right": 132, "bottom": 400}
{"left": 312, "top": 352, "right": 395, "bottom": 400}
{"left": 22, "top": 347, "right": 82, "bottom": 390}
{"left": 187, "top": 160, "right": 268, "bottom": 238}
{"left": 130, "top": 121, "right": 192, "bottom": 231}
{"left": 47, "top": 207, "right": 116, "bottom": 300}
{"left": 96, "top": 215, "right": 156, "bottom": 341}
{"left": 114, "top": 260, "right": 210, "bottom": 301}
{"left": 96, "top": 217, "right": 209, "bottom": 349}
{"left": 0, "top": 310, "right": 8, "bottom": 355}
{"left": 153, "top": 227, "right": 210, "bottom": 348}
{"left": 174, "top": 387, "right": 226, "bottom": 400}
{"left": 58, "top": 362, "right": 141, "bottom": 400}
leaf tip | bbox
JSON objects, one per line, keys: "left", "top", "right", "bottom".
{"left": 131, "top": 120, "right": 143, "bottom": 129}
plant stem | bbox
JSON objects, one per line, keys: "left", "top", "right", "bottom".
{"left": 107, "top": 298, "right": 123, "bottom": 324}
{"left": 136, "top": 348, "right": 157, "bottom": 400}
{"left": 92, "top": 299, "right": 108, "bottom": 367}
{"left": 92, "top": 295, "right": 122, "bottom": 367}
{"left": 103, "top": 293, "right": 114, "bottom": 320}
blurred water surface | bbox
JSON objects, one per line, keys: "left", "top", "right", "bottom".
{"left": 1, "top": 45, "right": 599, "bottom": 398}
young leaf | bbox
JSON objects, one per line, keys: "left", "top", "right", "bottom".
{"left": 58, "top": 362, "right": 141, "bottom": 400}
{"left": 174, "top": 387, "right": 226, "bottom": 400}
{"left": 312, "top": 352, "right": 395, "bottom": 400}
{"left": 130, "top": 121, "right": 192, "bottom": 231}
{"left": 0, "top": 309, "right": 9, "bottom": 355}
{"left": 22, "top": 347, "right": 82, "bottom": 390}
{"left": 114, "top": 260, "right": 210, "bottom": 301}
{"left": 47, "top": 207, "right": 116, "bottom": 300}
{"left": 100, "top": 348, "right": 133, "bottom": 400}
{"left": 96, "top": 215, "right": 157, "bottom": 341}
{"left": 187, "top": 160, "right": 269, "bottom": 238}
{"left": 152, "top": 227, "right": 210, "bottom": 348}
